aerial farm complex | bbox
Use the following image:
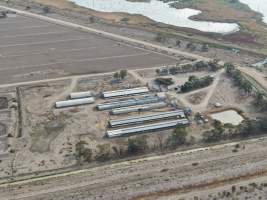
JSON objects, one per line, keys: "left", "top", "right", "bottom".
{"left": 0, "top": 0, "right": 267, "bottom": 200}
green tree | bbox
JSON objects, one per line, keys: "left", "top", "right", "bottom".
{"left": 95, "top": 144, "right": 111, "bottom": 161}
{"left": 242, "top": 80, "right": 252, "bottom": 94}
{"left": 225, "top": 63, "right": 235, "bottom": 74}
{"left": 155, "top": 33, "right": 166, "bottom": 43}
{"left": 176, "top": 40, "right": 181, "bottom": 47}
{"left": 43, "top": 6, "right": 50, "bottom": 14}
{"left": 154, "top": 77, "right": 174, "bottom": 87}
{"left": 113, "top": 72, "right": 120, "bottom": 80}
{"left": 119, "top": 70, "right": 127, "bottom": 79}
{"left": 254, "top": 92, "right": 264, "bottom": 106}
{"left": 167, "top": 127, "right": 188, "bottom": 149}
{"left": 201, "top": 43, "right": 209, "bottom": 52}
{"left": 127, "top": 136, "right": 148, "bottom": 155}
{"left": 75, "top": 141, "right": 92, "bottom": 164}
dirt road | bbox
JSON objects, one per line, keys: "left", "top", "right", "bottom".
{"left": 238, "top": 66, "right": 267, "bottom": 95}
{"left": 1, "top": 136, "right": 267, "bottom": 200}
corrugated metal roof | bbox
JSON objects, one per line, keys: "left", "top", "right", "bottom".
{"left": 97, "top": 96, "right": 159, "bottom": 110}
{"left": 70, "top": 91, "right": 93, "bottom": 99}
{"left": 107, "top": 119, "right": 189, "bottom": 138}
{"left": 111, "top": 102, "right": 167, "bottom": 115}
{"left": 109, "top": 110, "right": 185, "bottom": 127}
{"left": 102, "top": 87, "right": 149, "bottom": 98}
{"left": 55, "top": 97, "right": 95, "bottom": 108}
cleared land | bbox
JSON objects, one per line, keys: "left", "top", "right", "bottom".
{"left": 0, "top": 14, "right": 180, "bottom": 84}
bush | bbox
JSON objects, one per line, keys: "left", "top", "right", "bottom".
{"left": 154, "top": 77, "right": 174, "bottom": 86}
{"left": 95, "top": 144, "right": 111, "bottom": 162}
{"left": 127, "top": 136, "right": 148, "bottom": 155}
{"left": 155, "top": 33, "right": 167, "bottom": 43}
{"left": 42, "top": 6, "right": 50, "bottom": 14}
{"left": 75, "top": 141, "right": 92, "bottom": 164}
{"left": 166, "top": 127, "right": 188, "bottom": 149}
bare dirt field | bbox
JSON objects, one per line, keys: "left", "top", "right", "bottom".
{"left": 0, "top": 14, "right": 181, "bottom": 85}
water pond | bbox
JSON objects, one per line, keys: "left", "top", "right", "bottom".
{"left": 210, "top": 110, "right": 244, "bottom": 126}
{"left": 239, "top": 0, "right": 267, "bottom": 24}
{"left": 69, "top": 0, "right": 239, "bottom": 34}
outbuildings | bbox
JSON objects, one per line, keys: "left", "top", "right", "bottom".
{"left": 102, "top": 87, "right": 149, "bottom": 98}
{"left": 55, "top": 97, "right": 95, "bottom": 108}
{"left": 109, "top": 110, "right": 185, "bottom": 127}
{"left": 107, "top": 119, "right": 189, "bottom": 138}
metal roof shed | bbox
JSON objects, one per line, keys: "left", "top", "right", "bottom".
{"left": 107, "top": 119, "right": 189, "bottom": 138}
{"left": 70, "top": 91, "right": 93, "bottom": 99}
{"left": 97, "top": 96, "right": 160, "bottom": 110}
{"left": 110, "top": 102, "right": 167, "bottom": 115}
{"left": 109, "top": 110, "right": 185, "bottom": 127}
{"left": 55, "top": 97, "right": 95, "bottom": 108}
{"left": 102, "top": 87, "right": 149, "bottom": 98}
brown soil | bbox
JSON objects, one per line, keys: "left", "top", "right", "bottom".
{"left": 186, "top": 91, "right": 207, "bottom": 105}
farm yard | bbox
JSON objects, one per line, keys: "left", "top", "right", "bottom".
{"left": 0, "top": 2, "right": 266, "bottom": 200}
{"left": 0, "top": 59, "right": 266, "bottom": 179}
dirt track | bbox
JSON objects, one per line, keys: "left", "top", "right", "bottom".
{"left": 1, "top": 137, "right": 267, "bottom": 200}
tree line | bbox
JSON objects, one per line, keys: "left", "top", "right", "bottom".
{"left": 180, "top": 75, "right": 214, "bottom": 93}
{"left": 75, "top": 127, "right": 190, "bottom": 165}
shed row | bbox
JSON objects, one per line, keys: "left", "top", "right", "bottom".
{"left": 107, "top": 119, "right": 189, "bottom": 138}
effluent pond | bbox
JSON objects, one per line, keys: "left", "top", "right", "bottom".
{"left": 210, "top": 110, "right": 244, "bottom": 126}
{"left": 68, "top": 0, "right": 240, "bottom": 34}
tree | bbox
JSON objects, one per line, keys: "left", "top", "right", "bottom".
{"left": 95, "top": 144, "right": 111, "bottom": 161}
{"left": 119, "top": 70, "right": 127, "bottom": 79}
{"left": 127, "top": 136, "right": 148, "bottom": 155}
{"left": 242, "top": 80, "right": 252, "bottom": 94}
{"left": 176, "top": 40, "right": 181, "bottom": 47}
{"left": 208, "top": 60, "right": 220, "bottom": 72}
{"left": 225, "top": 63, "right": 235, "bottom": 74}
{"left": 75, "top": 141, "right": 92, "bottom": 164}
{"left": 180, "top": 75, "right": 214, "bottom": 93}
{"left": 169, "top": 66, "right": 179, "bottom": 75}
{"left": 154, "top": 77, "right": 174, "bottom": 87}
{"left": 189, "top": 75, "right": 197, "bottom": 82}
{"left": 121, "top": 17, "right": 129, "bottom": 23}
{"left": 89, "top": 16, "right": 96, "bottom": 23}
{"left": 42, "top": 6, "right": 50, "bottom": 14}
{"left": 254, "top": 92, "right": 264, "bottom": 106}
{"left": 167, "top": 127, "right": 188, "bottom": 149}
{"left": 201, "top": 43, "right": 209, "bottom": 52}
{"left": 113, "top": 72, "right": 120, "bottom": 80}
{"left": 155, "top": 33, "right": 166, "bottom": 43}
